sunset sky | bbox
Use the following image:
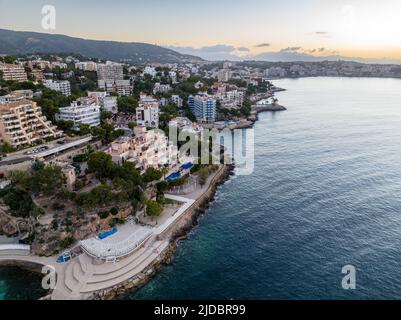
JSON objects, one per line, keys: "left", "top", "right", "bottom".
{"left": 1, "top": 0, "right": 401, "bottom": 61}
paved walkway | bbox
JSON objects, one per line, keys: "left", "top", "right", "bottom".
{"left": 0, "top": 166, "right": 227, "bottom": 300}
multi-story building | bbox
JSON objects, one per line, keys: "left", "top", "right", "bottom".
{"left": 57, "top": 98, "right": 101, "bottom": 129}
{"left": 98, "top": 79, "right": 132, "bottom": 96}
{"left": 0, "top": 90, "right": 34, "bottom": 104}
{"left": 220, "top": 89, "right": 244, "bottom": 109}
{"left": 169, "top": 71, "right": 178, "bottom": 84}
{"left": 115, "top": 80, "right": 132, "bottom": 96}
{"left": 44, "top": 80, "right": 71, "bottom": 96}
{"left": 136, "top": 94, "right": 159, "bottom": 128}
{"left": 107, "top": 126, "right": 177, "bottom": 172}
{"left": 50, "top": 62, "right": 68, "bottom": 69}
{"left": 75, "top": 61, "right": 97, "bottom": 72}
{"left": 188, "top": 93, "right": 216, "bottom": 123}
{"left": 0, "top": 63, "right": 28, "bottom": 82}
{"left": 171, "top": 95, "right": 183, "bottom": 108}
{"left": 153, "top": 82, "right": 171, "bottom": 95}
{"left": 87, "top": 92, "right": 118, "bottom": 114}
{"left": 28, "top": 60, "right": 51, "bottom": 70}
{"left": 217, "top": 68, "right": 231, "bottom": 82}
{"left": 31, "top": 69, "right": 45, "bottom": 82}
{"left": 0, "top": 96, "right": 62, "bottom": 148}
{"left": 143, "top": 66, "right": 157, "bottom": 77}
{"left": 96, "top": 61, "right": 123, "bottom": 81}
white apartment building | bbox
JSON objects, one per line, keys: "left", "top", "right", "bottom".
{"left": 0, "top": 96, "right": 62, "bottom": 148}
{"left": 169, "top": 71, "right": 178, "bottom": 83}
{"left": 143, "top": 66, "right": 157, "bottom": 77}
{"left": 136, "top": 94, "right": 159, "bottom": 128}
{"left": 171, "top": 95, "right": 183, "bottom": 108}
{"left": 153, "top": 82, "right": 171, "bottom": 95}
{"left": 44, "top": 80, "right": 71, "bottom": 96}
{"left": 97, "top": 79, "right": 131, "bottom": 96}
{"left": 57, "top": 98, "right": 101, "bottom": 129}
{"left": 0, "top": 63, "right": 28, "bottom": 82}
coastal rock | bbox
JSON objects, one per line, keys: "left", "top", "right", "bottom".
{"left": 253, "top": 104, "right": 287, "bottom": 112}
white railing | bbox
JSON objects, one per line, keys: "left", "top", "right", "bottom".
{"left": 0, "top": 244, "right": 30, "bottom": 254}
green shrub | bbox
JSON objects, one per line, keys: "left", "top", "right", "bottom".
{"left": 146, "top": 200, "right": 164, "bottom": 217}
{"left": 59, "top": 237, "right": 75, "bottom": 249}
{"left": 98, "top": 211, "right": 110, "bottom": 219}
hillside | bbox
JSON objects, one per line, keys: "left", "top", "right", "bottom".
{"left": 0, "top": 29, "right": 204, "bottom": 64}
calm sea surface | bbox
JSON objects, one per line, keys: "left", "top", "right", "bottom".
{"left": 3, "top": 77, "right": 401, "bottom": 299}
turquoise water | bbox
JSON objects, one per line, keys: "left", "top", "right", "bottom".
{"left": 3, "top": 77, "right": 401, "bottom": 299}
{"left": 0, "top": 267, "right": 46, "bottom": 300}
{"left": 128, "top": 77, "right": 401, "bottom": 299}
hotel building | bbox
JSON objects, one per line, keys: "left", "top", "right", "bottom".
{"left": 188, "top": 93, "right": 216, "bottom": 123}
{"left": 0, "top": 95, "right": 62, "bottom": 148}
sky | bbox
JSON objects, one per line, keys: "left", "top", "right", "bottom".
{"left": 1, "top": 0, "right": 401, "bottom": 62}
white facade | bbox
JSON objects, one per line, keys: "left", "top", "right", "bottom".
{"left": 169, "top": 71, "right": 178, "bottom": 83}
{"left": 44, "top": 80, "right": 71, "bottom": 96}
{"left": 58, "top": 100, "right": 101, "bottom": 129}
{"left": 171, "top": 95, "right": 183, "bottom": 108}
{"left": 96, "top": 61, "right": 124, "bottom": 81}
{"left": 153, "top": 82, "right": 171, "bottom": 95}
{"left": 98, "top": 79, "right": 131, "bottom": 96}
{"left": 136, "top": 94, "right": 159, "bottom": 128}
{"left": 87, "top": 92, "right": 118, "bottom": 114}
{"left": 143, "top": 66, "right": 157, "bottom": 77}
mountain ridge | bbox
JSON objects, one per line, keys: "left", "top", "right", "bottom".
{"left": 0, "top": 29, "right": 204, "bottom": 64}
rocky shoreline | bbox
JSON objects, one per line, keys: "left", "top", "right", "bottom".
{"left": 90, "top": 164, "right": 235, "bottom": 300}
{"left": 232, "top": 103, "right": 287, "bottom": 129}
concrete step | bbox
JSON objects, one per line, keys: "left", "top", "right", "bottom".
{"left": 80, "top": 241, "right": 168, "bottom": 294}
{"left": 72, "top": 260, "right": 86, "bottom": 282}
{"left": 92, "top": 246, "right": 148, "bottom": 275}
{"left": 86, "top": 249, "right": 154, "bottom": 284}
{"left": 64, "top": 260, "right": 80, "bottom": 292}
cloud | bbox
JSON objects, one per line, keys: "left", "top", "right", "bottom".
{"left": 237, "top": 47, "right": 250, "bottom": 52}
{"left": 281, "top": 47, "right": 302, "bottom": 52}
{"left": 314, "top": 31, "right": 333, "bottom": 38}
{"left": 255, "top": 43, "right": 271, "bottom": 48}
{"left": 197, "top": 44, "right": 236, "bottom": 53}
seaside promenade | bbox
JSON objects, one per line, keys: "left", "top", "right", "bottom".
{"left": 0, "top": 165, "right": 228, "bottom": 300}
